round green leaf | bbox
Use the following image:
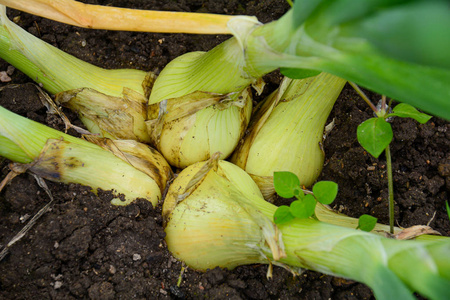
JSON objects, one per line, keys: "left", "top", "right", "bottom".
{"left": 290, "top": 195, "right": 316, "bottom": 219}
{"left": 357, "top": 117, "right": 393, "bottom": 158}
{"left": 313, "top": 181, "right": 338, "bottom": 205}
{"left": 274, "top": 171, "right": 300, "bottom": 198}
{"left": 357, "top": 214, "right": 378, "bottom": 232}
{"left": 274, "top": 205, "right": 295, "bottom": 225}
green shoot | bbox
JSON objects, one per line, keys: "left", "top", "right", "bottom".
{"left": 290, "top": 195, "right": 316, "bottom": 219}
{"left": 355, "top": 86, "right": 432, "bottom": 234}
{"left": 273, "top": 171, "right": 338, "bottom": 224}
{"left": 387, "top": 103, "right": 433, "bottom": 124}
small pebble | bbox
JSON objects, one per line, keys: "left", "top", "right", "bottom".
{"left": 109, "top": 265, "right": 116, "bottom": 274}
{"left": 133, "top": 253, "right": 141, "bottom": 261}
{"left": 54, "top": 281, "right": 63, "bottom": 289}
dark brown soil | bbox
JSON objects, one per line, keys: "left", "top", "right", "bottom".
{"left": 1, "top": 1, "right": 449, "bottom": 299}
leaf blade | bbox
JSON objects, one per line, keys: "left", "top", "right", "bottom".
{"left": 357, "top": 118, "right": 393, "bottom": 158}
{"left": 274, "top": 171, "right": 300, "bottom": 198}
{"left": 388, "top": 103, "right": 432, "bottom": 124}
{"left": 290, "top": 195, "right": 316, "bottom": 219}
{"left": 357, "top": 214, "right": 378, "bottom": 232}
{"left": 312, "top": 181, "right": 338, "bottom": 205}
{"left": 274, "top": 205, "right": 295, "bottom": 225}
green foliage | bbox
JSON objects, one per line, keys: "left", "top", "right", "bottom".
{"left": 357, "top": 103, "right": 432, "bottom": 159}
{"left": 292, "top": 0, "right": 324, "bottom": 27}
{"left": 356, "top": 101, "right": 431, "bottom": 235}
{"left": 357, "top": 214, "right": 378, "bottom": 232}
{"left": 350, "top": 1, "right": 450, "bottom": 69}
{"left": 312, "top": 181, "right": 338, "bottom": 205}
{"left": 387, "top": 103, "right": 432, "bottom": 124}
{"left": 275, "top": 0, "right": 450, "bottom": 120}
{"left": 290, "top": 195, "right": 316, "bottom": 219}
{"left": 273, "top": 172, "right": 338, "bottom": 224}
{"left": 357, "top": 117, "right": 393, "bottom": 158}
{"left": 280, "top": 67, "right": 320, "bottom": 79}
{"left": 273, "top": 205, "right": 295, "bottom": 224}
{"left": 273, "top": 171, "right": 300, "bottom": 198}
{"left": 369, "top": 265, "right": 415, "bottom": 300}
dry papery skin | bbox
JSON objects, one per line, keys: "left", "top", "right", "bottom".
{"left": 1, "top": 0, "right": 449, "bottom": 299}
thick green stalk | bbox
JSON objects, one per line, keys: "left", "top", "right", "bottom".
{"left": 265, "top": 206, "right": 449, "bottom": 300}
{"left": 149, "top": 4, "right": 450, "bottom": 119}
{"left": 243, "top": 8, "right": 450, "bottom": 119}
{"left": 0, "top": 6, "right": 148, "bottom": 97}
{"left": 148, "top": 38, "right": 253, "bottom": 104}
{"left": 0, "top": 105, "right": 166, "bottom": 206}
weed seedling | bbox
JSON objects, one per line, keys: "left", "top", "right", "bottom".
{"left": 273, "top": 171, "right": 377, "bottom": 232}
{"left": 350, "top": 83, "right": 432, "bottom": 234}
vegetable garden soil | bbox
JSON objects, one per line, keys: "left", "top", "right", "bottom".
{"left": 0, "top": 1, "right": 449, "bottom": 299}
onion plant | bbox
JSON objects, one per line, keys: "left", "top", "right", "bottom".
{"left": 0, "top": 2, "right": 449, "bottom": 297}
{"left": 231, "top": 72, "right": 346, "bottom": 199}
{"left": 0, "top": 6, "right": 256, "bottom": 167}
{"left": 1, "top": 1, "right": 449, "bottom": 170}
{"left": 0, "top": 104, "right": 172, "bottom": 206}
{"left": 351, "top": 84, "right": 432, "bottom": 234}
{"left": 0, "top": 6, "right": 154, "bottom": 142}
{"left": 163, "top": 157, "right": 450, "bottom": 300}
{"left": 146, "top": 0, "right": 450, "bottom": 120}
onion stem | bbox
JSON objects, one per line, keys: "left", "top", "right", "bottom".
{"left": 0, "top": 6, "right": 149, "bottom": 97}
{"left": 0, "top": 0, "right": 240, "bottom": 34}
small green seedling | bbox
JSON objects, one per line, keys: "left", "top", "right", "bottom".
{"left": 273, "top": 171, "right": 378, "bottom": 231}
{"left": 352, "top": 83, "right": 432, "bottom": 234}
{"left": 273, "top": 171, "right": 338, "bottom": 224}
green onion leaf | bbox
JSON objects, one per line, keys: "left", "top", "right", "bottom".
{"left": 280, "top": 67, "right": 321, "bottom": 79}
{"left": 446, "top": 201, "right": 450, "bottom": 222}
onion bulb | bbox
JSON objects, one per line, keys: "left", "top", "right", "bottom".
{"left": 231, "top": 73, "right": 346, "bottom": 199}
{"left": 147, "top": 87, "right": 252, "bottom": 169}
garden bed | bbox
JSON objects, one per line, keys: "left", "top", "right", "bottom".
{"left": 1, "top": 1, "right": 449, "bottom": 299}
